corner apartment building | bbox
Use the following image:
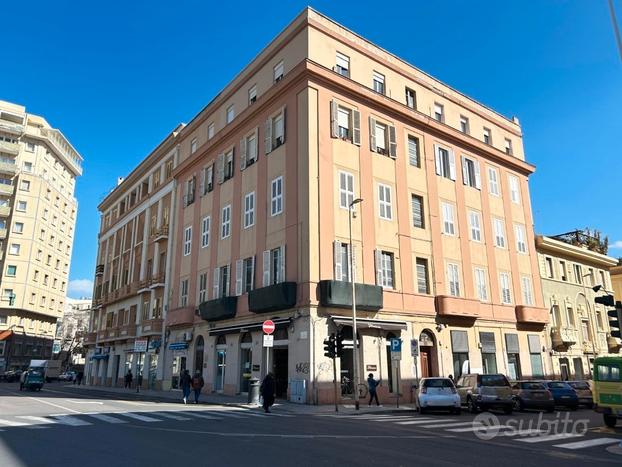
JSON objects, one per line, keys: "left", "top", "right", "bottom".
{"left": 0, "top": 100, "right": 82, "bottom": 373}
{"left": 84, "top": 128, "right": 180, "bottom": 388}
{"left": 536, "top": 233, "right": 620, "bottom": 380}
{"left": 87, "top": 8, "right": 549, "bottom": 403}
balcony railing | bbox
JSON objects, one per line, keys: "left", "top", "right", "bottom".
{"left": 436, "top": 295, "right": 482, "bottom": 319}
{"left": 101, "top": 283, "right": 138, "bottom": 306}
{"left": 0, "top": 121, "right": 24, "bottom": 135}
{"left": 0, "top": 161, "right": 17, "bottom": 175}
{"left": 318, "top": 280, "right": 382, "bottom": 312}
{"left": 0, "top": 228, "right": 7, "bottom": 239}
{"left": 0, "top": 184, "right": 14, "bottom": 196}
{"left": 141, "top": 318, "right": 163, "bottom": 335}
{"left": 165, "top": 307, "right": 196, "bottom": 327}
{"left": 0, "top": 205, "right": 10, "bottom": 217}
{"left": 551, "top": 326, "right": 579, "bottom": 348}
{"left": 515, "top": 305, "right": 549, "bottom": 325}
{"left": 84, "top": 332, "right": 97, "bottom": 345}
{"left": 150, "top": 225, "right": 169, "bottom": 242}
{"left": 0, "top": 140, "right": 19, "bottom": 155}
{"left": 149, "top": 273, "right": 166, "bottom": 288}
{"left": 118, "top": 324, "right": 136, "bottom": 339}
{"left": 198, "top": 296, "right": 238, "bottom": 321}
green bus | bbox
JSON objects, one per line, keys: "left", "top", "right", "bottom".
{"left": 593, "top": 356, "right": 622, "bottom": 428}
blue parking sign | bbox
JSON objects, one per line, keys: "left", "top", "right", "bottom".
{"left": 390, "top": 338, "right": 401, "bottom": 352}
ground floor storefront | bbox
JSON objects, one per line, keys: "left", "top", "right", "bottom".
{"left": 0, "top": 331, "right": 54, "bottom": 373}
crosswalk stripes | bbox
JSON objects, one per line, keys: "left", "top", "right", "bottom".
{"left": 554, "top": 438, "right": 621, "bottom": 450}
{"left": 18, "top": 415, "right": 59, "bottom": 425}
{"left": 419, "top": 421, "right": 474, "bottom": 428}
{"left": 52, "top": 415, "right": 93, "bottom": 426}
{"left": 86, "top": 414, "right": 128, "bottom": 424}
{"left": 517, "top": 432, "right": 584, "bottom": 444}
{"left": 118, "top": 412, "right": 162, "bottom": 422}
{"left": 0, "top": 418, "right": 30, "bottom": 427}
{"left": 181, "top": 412, "right": 222, "bottom": 420}
{"left": 153, "top": 412, "right": 192, "bottom": 421}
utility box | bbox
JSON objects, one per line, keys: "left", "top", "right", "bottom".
{"left": 290, "top": 379, "right": 306, "bottom": 404}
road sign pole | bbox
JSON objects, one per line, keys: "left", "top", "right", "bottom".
{"left": 332, "top": 356, "right": 338, "bottom": 412}
{"left": 396, "top": 363, "right": 400, "bottom": 408}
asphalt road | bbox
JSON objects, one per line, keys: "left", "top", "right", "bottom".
{"left": 0, "top": 382, "right": 621, "bottom": 467}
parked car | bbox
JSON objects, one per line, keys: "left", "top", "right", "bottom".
{"left": 567, "top": 381, "right": 593, "bottom": 408}
{"left": 59, "top": 371, "right": 76, "bottom": 382}
{"left": 456, "top": 374, "right": 513, "bottom": 414}
{"left": 511, "top": 381, "right": 555, "bottom": 412}
{"left": 414, "top": 377, "right": 461, "bottom": 414}
{"left": 3, "top": 370, "right": 23, "bottom": 383}
{"left": 543, "top": 381, "right": 579, "bottom": 409}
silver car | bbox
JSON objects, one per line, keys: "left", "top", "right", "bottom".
{"left": 414, "top": 377, "right": 461, "bottom": 414}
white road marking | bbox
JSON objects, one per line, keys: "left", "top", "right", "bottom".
{"left": 64, "top": 400, "right": 104, "bottom": 405}
{"left": 119, "top": 412, "right": 162, "bottom": 422}
{"left": 501, "top": 429, "right": 545, "bottom": 437}
{"left": 419, "top": 421, "right": 476, "bottom": 428}
{"left": 86, "top": 414, "right": 128, "bottom": 424}
{"left": 395, "top": 418, "right": 444, "bottom": 425}
{"left": 52, "top": 415, "right": 93, "bottom": 426}
{"left": 202, "top": 412, "right": 245, "bottom": 419}
{"left": 553, "top": 437, "right": 621, "bottom": 450}
{"left": 447, "top": 424, "right": 509, "bottom": 433}
{"left": 24, "top": 396, "right": 82, "bottom": 414}
{"left": 518, "top": 432, "right": 584, "bottom": 443}
{"left": 153, "top": 412, "right": 192, "bottom": 420}
{"left": 181, "top": 412, "right": 222, "bottom": 420}
{"left": 18, "top": 415, "right": 59, "bottom": 425}
{"left": 0, "top": 418, "right": 30, "bottom": 427}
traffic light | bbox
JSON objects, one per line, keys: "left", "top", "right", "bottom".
{"left": 336, "top": 331, "right": 344, "bottom": 358}
{"left": 595, "top": 295, "right": 615, "bottom": 307}
{"left": 608, "top": 302, "right": 622, "bottom": 339}
{"left": 323, "top": 333, "right": 336, "bottom": 359}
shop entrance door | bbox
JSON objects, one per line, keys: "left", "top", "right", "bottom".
{"left": 112, "top": 355, "right": 120, "bottom": 387}
{"left": 215, "top": 349, "right": 226, "bottom": 392}
{"left": 273, "top": 347, "right": 288, "bottom": 398}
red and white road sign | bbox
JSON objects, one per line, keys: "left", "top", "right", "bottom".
{"left": 262, "top": 320, "right": 275, "bottom": 335}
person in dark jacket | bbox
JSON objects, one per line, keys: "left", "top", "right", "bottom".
{"left": 180, "top": 370, "right": 192, "bottom": 404}
{"left": 260, "top": 373, "right": 275, "bottom": 413}
{"left": 76, "top": 371, "right": 84, "bottom": 385}
{"left": 191, "top": 371, "right": 205, "bottom": 404}
{"left": 124, "top": 370, "right": 133, "bottom": 389}
{"left": 367, "top": 373, "right": 380, "bottom": 406}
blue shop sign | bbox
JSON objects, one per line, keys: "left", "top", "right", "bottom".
{"left": 149, "top": 338, "right": 162, "bottom": 351}
{"left": 169, "top": 342, "right": 189, "bottom": 351}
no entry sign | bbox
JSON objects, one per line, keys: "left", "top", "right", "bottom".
{"left": 262, "top": 320, "right": 275, "bottom": 335}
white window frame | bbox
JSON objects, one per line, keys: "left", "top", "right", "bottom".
{"left": 500, "top": 272, "right": 512, "bottom": 304}
{"left": 405, "top": 87, "right": 416, "bottom": 109}
{"left": 248, "top": 85, "right": 257, "bottom": 104}
{"left": 271, "top": 177, "right": 283, "bottom": 216}
{"left": 274, "top": 61, "right": 284, "bottom": 82}
{"left": 372, "top": 71, "right": 385, "bottom": 94}
{"left": 244, "top": 192, "right": 255, "bottom": 228}
{"left": 226, "top": 104, "right": 235, "bottom": 124}
{"left": 9, "top": 243, "right": 20, "bottom": 255}
{"left": 408, "top": 135, "right": 420, "bottom": 167}
{"left": 221, "top": 205, "right": 231, "bottom": 239}
{"left": 201, "top": 216, "right": 210, "bottom": 248}
{"left": 378, "top": 183, "right": 393, "bottom": 220}
{"left": 198, "top": 272, "right": 208, "bottom": 303}
{"left": 379, "top": 251, "right": 394, "bottom": 289}
{"left": 521, "top": 276, "right": 534, "bottom": 306}
{"left": 207, "top": 122, "right": 215, "bottom": 139}
{"left": 434, "top": 103, "right": 444, "bottom": 122}
{"left": 493, "top": 218, "right": 506, "bottom": 248}
{"left": 447, "top": 263, "right": 460, "bottom": 297}
{"left": 180, "top": 279, "right": 189, "bottom": 307}
{"left": 460, "top": 115, "right": 470, "bottom": 134}
{"left": 339, "top": 171, "right": 354, "bottom": 210}
{"left": 469, "top": 210, "right": 482, "bottom": 242}
{"left": 442, "top": 202, "right": 456, "bottom": 236}
{"left": 509, "top": 175, "right": 521, "bottom": 204}
{"left": 474, "top": 267, "right": 488, "bottom": 301}
{"left": 183, "top": 226, "right": 192, "bottom": 256}
{"left": 514, "top": 223, "right": 527, "bottom": 254}
{"left": 483, "top": 127, "right": 492, "bottom": 145}
{"left": 505, "top": 138, "right": 513, "bottom": 155}
{"left": 488, "top": 166, "right": 500, "bottom": 196}
{"left": 374, "top": 122, "right": 387, "bottom": 153}
{"left": 16, "top": 200, "right": 27, "bottom": 212}
{"left": 190, "top": 138, "right": 198, "bottom": 154}
{"left": 411, "top": 194, "right": 424, "bottom": 229}
{"left": 335, "top": 52, "right": 350, "bottom": 77}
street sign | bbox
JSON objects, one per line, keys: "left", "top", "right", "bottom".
{"left": 262, "top": 320, "right": 275, "bottom": 335}
{"left": 390, "top": 338, "right": 402, "bottom": 352}
{"left": 263, "top": 334, "right": 274, "bottom": 347}
{"left": 410, "top": 338, "right": 419, "bottom": 357}
{"left": 134, "top": 338, "right": 148, "bottom": 353}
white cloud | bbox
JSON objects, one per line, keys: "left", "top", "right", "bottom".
{"left": 68, "top": 279, "right": 94, "bottom": 298}
{"left": 610, "top": 240, "right": 622, "bottom": 249}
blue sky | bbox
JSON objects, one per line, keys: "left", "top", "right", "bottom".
{"left": 1, "top": 0, "right": 620, "bottom": 298}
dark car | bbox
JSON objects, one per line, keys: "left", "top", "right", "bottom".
{"left": 456, "top": 373, "right": 513, "bottom": 414}
{"left": 544, "top": 381, "right": 579, "bottom": 409}
{"left": 3, "top": 370, "right": 23, "bottom": 383}
{"left": 567, "top": 381, "right": 593, "bottom": 408}
{"left": 511, "top": 381, "right": 555, "bottom": 412}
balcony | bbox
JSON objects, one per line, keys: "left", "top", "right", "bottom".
{"left": 150, "top": 273, "right": 166, "bottom": 288}
{"left": 0, "top": 161, "right": 17, "bottom": 175}
{"left": 248, "top": 282, "right": 297, "bottom": 314}
{"left": 165, "top": 307, "right": 196, "bottom": 328}
{"left": 436, "top": 295, "right": 482, "bottom": 319}
{"left": 515, "top": 305, "right": 549, "bottom": 325}
{"left": 318, "top": 280, "right": 383, "bottom": 312}
{"left": 137, "top": 279, "right": 150, "bottom": 293}
{"left": 551, "top": 326, "right": 579, "bottom": 348}
{"left": 106, "top": 327, "right": 118, "bottom": 340}
{"left": 101, "top": 283, "right": 138, "bottom": 306}
{"left": 118, "top": 324, "right": 136, "bottom": 339}
{"left": 84, "top": 332, "right": 97, "bottom": 345}
{"left": 198, "top": 296, "right": 238, "bottom": 322}
{"left": 0, "top": 228, "right": 7, "bottom": 240}
{"left": 0, "top": 121, "right": 24, "bottom": 135}
{"left": 0, "top": 140, "right": 19, "bottom": 155}
{"left": 607, "top": 335, "right": 621, "bottom": 353}
{"left": 97, "top": 330, "right": 107, "bottom": 341}
{"left": 95, "top": 264, "right": 104, "bottom": 277}
{"left": 141, "top": 318, "right": 163, "bottom": 335}
{"left": 151, "top": 225, "right": 169, "bottom": 242}
{"left": 0, "top": 205, "right": 11, "bottom": 217}
{"left": 0, "top": 184, "right": 14, "bottom": 196}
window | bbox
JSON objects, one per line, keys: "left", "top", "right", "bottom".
{"left": 244, "top": 192, "right": 255, "bottom": 228}
{"left": 9, "top": 244, "right": 20, "bottom": 255}
{"left": 483, "top": 128, "right": 492, "bottom": 145}
{"left": 23, "top": 161, "right": 33, "bottom": 173}
{"left": 434, "top": 103, "right": 444, "bottom": 122}
{"left": 13, "top": 222, "right": 23, "bottom": 234}
{"left": 442, "top": 202, "right": 456, "bottom": 235}
{"left": 190, "top": 138, "right": 198, "bottom": 154}
{"left": 225, "top": 104, "right": 235, "bottom": 124}
{"left": 447, "top": 263, "right": 460, "bottom": 297}
{"left": 493, "top": 218, "right": 506, "bottom": 248}
{"left": 245, "top": 132, "right": 258, "bottom": 166}
{"left": 243, "top": 257, "right": 254, "bottom": 292}
{"left": 521, "top": 276, "right": 534, "bottom": 305}
{"left": 574, "top": 264, "right": 583, "bottom": 284}
{"left": 461, "top": 156, "right": 480, "bottom": 188}
{"left": 41, "top": 228, "right": 46, "bottom": 241}
{"left": 221, "top": 205, "right": 231, "bottom": 239}
{"left": 528, "top": 335, "right": 544, "bottom": 377}
{"left": 265, "top": 246, "right": 285, "bottom": 285}
{"left": 185, "top": 177, "right": 196, "bottom": 206}
{"left": 408, "top": 135, "right": 420, "bottom": 167}
{"left": 335, "top": 52, "right": 349, "bottom": 77}
{"left": 248, "top": 85, "right": 257, "bottom": 104}
{"left": 271, "top": 177, "right": 283, "bottom": 216}
{"left": 180, "top": 279, "right": 189, "bottom": 307}
{"left": 514, "top": 224, "right": 527, "bottom": 253}
{"left": 411, "top": 194, "right": 424, "bottom": 229}
{"left": 198, "top": 272, "right": 207, "bottom": 303}
{"left": 207, "top": 122, "right": 215, "bottom": 139}
{"left": 374, "top": 121, "right": 387, "bottom": 153}
{"left": 372, "top": 71, "right": 385, "bottom": 94}
{"left": 20, "top": 180, "right": 30, "bottom": 191}
{"left": 273, "top": 112, "right": 284, "bottom": 148}
{"left": 500, "top": 272, "right": 512, "bottom": 304}
{"left": 509, "top": 175, "right": 520, "bottom": 204}
{"left": 6, "top": 265, "right": 16, "bottom": 277}
{"left": 487, "top": 167, "right": 500, "bottom": 196}
{"left": 213, "top": 265, "right": 230, "bottom": 298}
{"left": 480, "top": 332, "right": 498, "bottom": 374}
{"left": 600, "top": 270, "right": 607, "bottom": 287}
{"left": 378, "top": 184, "right": 393, "bottom": 220}
{"left": 504, "top": 138, "right": 513, "bottom": 155}
{"left": 460, "top": 115, "right": 470, "bottom": 134}
{"left": 475, "top": 268, "right": 488, "bottom": 301}
{"left": 25, "top": 141, "right": 35, "bottom": 152}
{"left": 273, "top": 60, "right": 284, "bottom": 82}
{"left": 559, "top": 260, "right": 567, "bottom": 281}
{"left": 405, "top": 88, "right": 417, "bottom": 109}
{"left": 435, "top": 146, "right": 455, "bottom": 180}
{"left": 337, "top": 107, "right": 350, "bottom": 139}
{"left": 469, "top": 211, "right": 482, "bottom": 242}
{"left": 451, "top": 331, "right": 469, "bottom": 378}
{"left": 339, "top": 172, "right": 354, "bottom": 209}
{"left": 566, "top": 306, "right": 576, "bottom": 327}
{"left": 376, "top": 251, "right": 394, "bottom": 288}
{"left": 201, "top": 216, "right": 210, "bottom": 248}
{"left": 416, "top": 258, "right": 429, "bottom": 294}
{"left": 334, "top": 241, "right": 351, "bottom": 281}
{"left": 183, "top": 226, "right": 192, "bottom": 256}
{"left": 224, "top": 149, "right": 234, "bottom": 181}
{"left": 203, "top": 165, "right": 214, "bottom": 194}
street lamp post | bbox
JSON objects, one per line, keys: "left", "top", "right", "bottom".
{"left": 348, "top": 198, "right": 363, "bottom": 411}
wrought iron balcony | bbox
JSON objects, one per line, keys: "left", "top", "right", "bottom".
{"left": 318, "top": 280, "right": 383, "bottom": 312}
{"left": 198, "top": 296, "right": 237, "bottom": 321}
{"left": 248, "top": 282, "right": 297, "bottom": 313}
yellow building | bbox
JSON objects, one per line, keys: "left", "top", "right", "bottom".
{"left": 611, "top": 263, "right": 622, "bottom": 303}
{"left": 0, "top": 100, "right": 83, "bottom": 372}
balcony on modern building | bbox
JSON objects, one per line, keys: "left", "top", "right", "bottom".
{"left": 436, "top": 295, "right": 482, "bottom": 319}
{"left": 0, "top": 205, "right": 11, "bottom": 217}
{"left": 150, "top": 273, "right": 166, "bottom": 289}
{"left": 84, "top": 332, "right": 97, "bottom": 345}
{"left": 317, "top": 280, "right": 383, "bottom": 312}
{"left": 0, "top": 228, "right": 7, "bottom": 240}
{"left": 165, "top": 306, "right": 196, "bottom": 328}
{"left": 198, "top": 296, "right": 238, "bottom": 322}
{"left": 0, "top": 140, "right": 19, "bottom": 155}
{"left": 150, "top": 225, "right": 169, "bottom": 242}
{"left": 94, "top": 264, "right": 104, "bottom": 277}
{"left": 0, "top": 184, "right": 14, "bottom": 196}
{"left": 0, "top": 161, "right": 17, "bottom": 175}
{"left": 141, "top": 318, "right": 163, "bottom": 335}
{"left": 551, "top": 326, "right": 579, "bottom": 348}
{"left": 515, "top": 305, "right": 549, "bottom": 325}
{"left": 248, "top": 282, "right": 297, "bottom": 314}
{"left": 0, "top": 120, "right": 24, "bottom": 136}
{"left": 118, "top": 324, "right": 136, "bottom": 339}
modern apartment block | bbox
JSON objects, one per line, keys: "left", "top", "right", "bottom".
{"left": 86, "top": 8, "right": 549, "bottom": 403}
{"left": 536, "top": 233, "right": 620, "bottom": 380}
{"left": 0, "top": 100, "right": 82, "bottom": 373}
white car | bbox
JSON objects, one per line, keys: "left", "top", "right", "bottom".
{"left": 415, "top": 377, "right": 461, "bottom": 414}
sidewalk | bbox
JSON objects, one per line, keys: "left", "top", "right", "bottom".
{"left": 60, "top": 383, "right": 416, "bottom": 415}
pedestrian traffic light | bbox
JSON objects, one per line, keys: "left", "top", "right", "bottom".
{"left": 595, "top": 295, "right": 615, "bottom": 307}
{"left": 336, "top": 331, "right": 344, "bottom": 358}
{"left": 323, "top": 333, "right": 336, "bottom": 359}
{"left": 608, "top": 301, "right": 622, "bottom": 339}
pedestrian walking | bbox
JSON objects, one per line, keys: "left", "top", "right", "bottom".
{"left": 260, "top": 373, "right": 275, "bottom": 413}
{"left": 191, "top": 371, "right": 205, "bottom": 404}
{"left": 19, "top": 370, "right": 29, "bottom": 391}
{"left": 367, "top": 373, "right": 380, "bottom": 406}
{"left": 124, "top": 370, "right": 133, "bottom": 389}
{"left": 180, "top": 369, "right": 192, "bottom": 404}
{"left": 76, "top": 371, "right": 84, "bottom": 386}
